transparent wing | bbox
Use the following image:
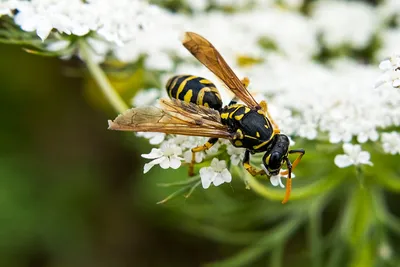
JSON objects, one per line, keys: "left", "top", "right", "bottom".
{"left": 108, "top": 98, "right": 232, "bottom": 139}
{"left": 182, "top": 31, "right": 260, "bottom": 109}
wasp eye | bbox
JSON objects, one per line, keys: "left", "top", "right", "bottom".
{"left": 268, "top": 152, "right": 282, "bottom": 169}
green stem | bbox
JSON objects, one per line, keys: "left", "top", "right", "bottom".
{"left": 244, "top": 169, "right": 344, "bottom": 202}
{"left": 309, "top": 200, "right": 322, "bottom": 267}
{"left": 270, "top": 241, "right": 284, "bottom": 267}
{"left": 79, "top": 39, "right": 128, "bottom": 114}
{"left": 206, "top": 217, "right": 303, "bottom": 267}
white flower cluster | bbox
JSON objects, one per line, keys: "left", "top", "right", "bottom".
{"left": 312, "top": 1, "right": 377, "bottom": 50}
{"left": 3, "top": 0, "right": 400, "bottom": 187}
{"left": 376, "top": 55, "right": 400, "bottom": 89}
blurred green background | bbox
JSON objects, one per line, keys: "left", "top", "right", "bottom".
{"left": 0, "top": 43, "right": 221, "bottom": 267}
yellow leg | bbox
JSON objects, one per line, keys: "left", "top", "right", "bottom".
{"left": 189, "top": 138, "right": 218, "bottom": 176}
{"left": 243, "top": 150, "right": 266, "bottom": 176}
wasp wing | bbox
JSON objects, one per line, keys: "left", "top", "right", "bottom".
{"left": 108, "top": 98, "right": 232, "bottom": 139}
{"left": 182, "top": 31, "right": 260, "bottom": 110}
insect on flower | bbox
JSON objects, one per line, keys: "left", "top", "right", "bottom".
{"left": 108, "top": 32, "right": 305, "bottom": 203}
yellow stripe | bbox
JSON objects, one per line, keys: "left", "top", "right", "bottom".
{"left": 221, "top": 112, "right": 229, "bottom": 119}
{"left": 253, "top": 140, "right": 270, "bottom": 150}
{"left": 252, "top": 133, "right": 275, "bottom": 150}
{"left": 184, "top": 90, "right": 193, "bottom": 102}
{"left": 234, "top": 140, "right": 243, "bottom": 146}
{"left": 197, "top": 88, "right": 205, "bottom": 105}
{"left": 229, "top": 106, "right": 242, "bottom": 119}
{"left": 177, "top": 76, "right": 197, "bottom": 98}
{"left": 168, "top": 76, "right": 180, "bottom": 97}
{"left": 199, "top": 79, "right": 213, "bottom": 84}
{"left": 234, "top": 114, "right": 244, "bottom": 121}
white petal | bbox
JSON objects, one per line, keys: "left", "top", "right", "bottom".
{"left": 210, "top": 158, "right": 219, "bottom": 169}
{"left": 379, "top": 60, "right": 392, "bottom": 70}
{"left": 149, "top": 134, "right": 165, "bottom": 145}
{"left": 357, "top": 151, "right": 373, "bottom": 166}
{"left": 230, "top": 155, "right": 240, "bottom": 166}
{"left": 216, "top": 160, "right": 227, "bottom": 171}
{"left": 36, "top": 19, "right": 53, "bottom": 40}
{"left": 199, "top": 167, "right": 214, "bottom": 189}
{"left": 357, "top": 132, "right": 368, "bottom": 143}
{"left": 169, "top": 156, "right": 182, "bottom": 169}
{"left": 220, "top": 169, "right": 232, "bottom": 183}
{"left": 279, "top": 178, "right": 285, "bottom": 188}
{"left": 213, "top": 173, "right": 225, "bottom": 187}
{"left": 270, "top": 175, "right": 281, "bottom": 187}
{"left": 393, "top": 79, "right": 400, "bottom": 88}
{"left": 329, "top": 132, "right": 342, "bottom": 143}
{"left": 159, "top": 157, "right": 170, "bottom": 169}
{"left": 143, "top": 163, "right": 154, "bottom": 174}
{"left": 334, "top": 155, "right": 353, "bottom": 168}
{"left": 141, "top": 148, "right": 163, "bottom": 159}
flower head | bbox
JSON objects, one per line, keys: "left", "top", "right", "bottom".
{"left": 226, "top": 146, "right": 245, "bottom": 166}
{"left": 381, "top": 132, "right": 400, "bottom": 155}
{"left": 199, "top": 158, "right": 232, "bottom": 189}
{"left": 334, "top": 143, "right": 373, "bottom": 168}
{"left": 141, "top": 143, "right": 183, "bottom": 173}
{"left": 375, "top": 55, "right": 400, "bottom": 89}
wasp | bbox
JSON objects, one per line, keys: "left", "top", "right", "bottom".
{"left": 108, "top": 32, "right": 305, "bottom": 203}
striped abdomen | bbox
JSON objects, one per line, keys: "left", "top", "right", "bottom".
{"left": 166, "top": 75, "right": 223, "bottom": 110}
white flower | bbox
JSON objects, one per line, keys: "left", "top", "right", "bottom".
{"left": 269, "top": 171, "right": 295, "bottom": 188}
{"left": 334, "top": 144, "right": 373, "bottom": 168}
{"left": 199, "top": 158, "right": 232, "bottom": 189}
{"left": 381, "top": 132, "right": 400, "bottom": 155}
{"left": 141, "top": 143, "right": 183, "bottom": 173}
{"left": 226, "top": 146, "right": 245, "bottom": 165}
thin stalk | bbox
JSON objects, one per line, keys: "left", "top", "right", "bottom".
{"left": 308, "top": 200, "right": 323, "bottom": 267}
{"left": 244, "top": 169, "right": 345, "bottom": 202}
{"left": 79, "top": 39, "right": 128, "bottom": 114}
{"left": 270, "top": 241, "right": 284, "bottom": 267}
{"left": 206, "top": 217, "right": 303, "bottom": 267}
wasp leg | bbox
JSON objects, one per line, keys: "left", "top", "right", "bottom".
{"left": 189, "top": 138, "right": 219, "bottom": 176}
{"left": 259, "top": 100, "right": 280, "bottom": 134}
{"left": 243, "top": 150, "right": 266, "bottom": 176}
{"left": 280, "top": 149, "right": 305, "bottom": 204}
{"left": 281, "top": 158, "right": 293, "bottom": 204}
{"left": 280, "top": 149, "right": 305, "bottom": 175}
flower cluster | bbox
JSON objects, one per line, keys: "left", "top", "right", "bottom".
{"left": 2, "top": 0, "right": 400, "bottom": 190}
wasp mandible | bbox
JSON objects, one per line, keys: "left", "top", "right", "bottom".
{"left": 108, "top": 32, "right": 305, "bottom": 203}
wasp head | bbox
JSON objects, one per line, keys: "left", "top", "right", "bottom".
{"left": 261, "top": 134, "right": 290, "bottom": 176}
